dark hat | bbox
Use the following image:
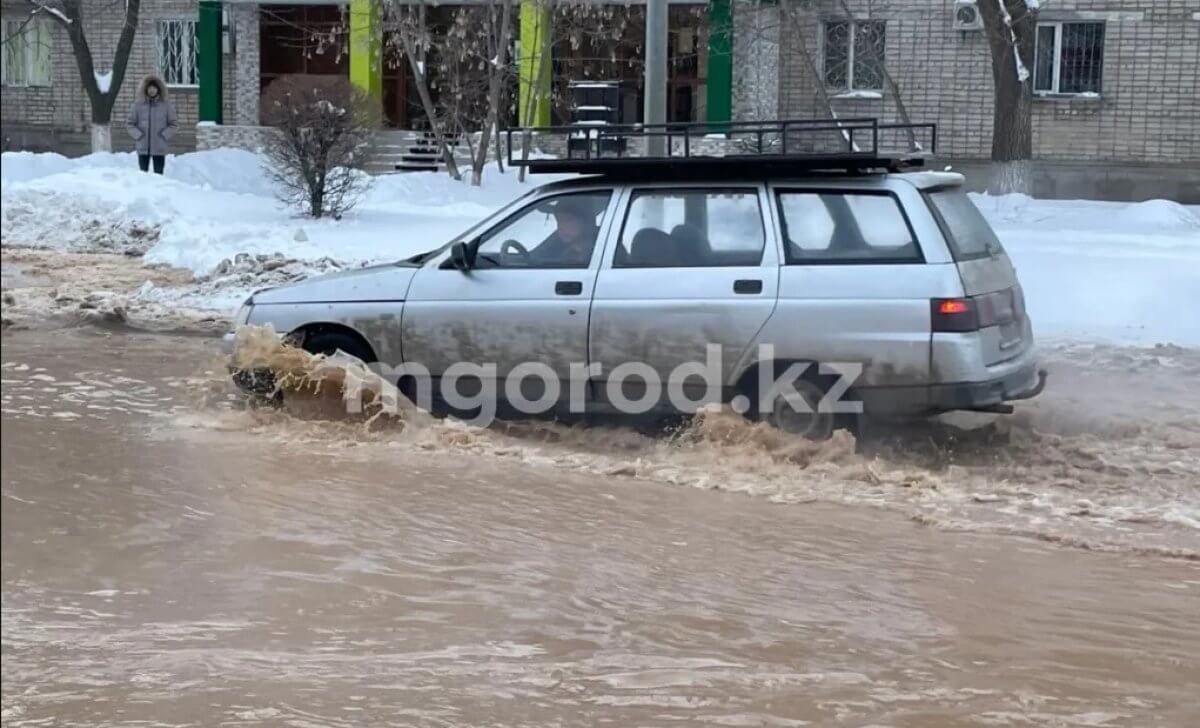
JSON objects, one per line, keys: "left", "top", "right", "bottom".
{"left": 538, "top": 194, "right": 606, "bottom": 220}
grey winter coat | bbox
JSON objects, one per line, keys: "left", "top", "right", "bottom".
{"left": 126, "top": 75, "right": 178, "bottom": 156}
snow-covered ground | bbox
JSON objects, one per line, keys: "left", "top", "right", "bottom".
{"left": 974, "top": 194, "right": 1200, "bottom": 345}
{"left": 2, "top": 149, "right": 1198, "bottom": 344}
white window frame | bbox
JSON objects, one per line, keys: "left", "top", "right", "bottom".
{"left": 1034, "top": 21, "right": 1105, "bottom": 97}
{"left": 157, "top": 17, "right": 198, "bottom": 88}
{"left": 821, "top": 19, "right": 886, "bottom": 94}
{"left": 2, "top": 16, "right": 53, "bottom": 87}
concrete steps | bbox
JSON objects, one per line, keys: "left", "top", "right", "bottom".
{"left": 366, "top": 130, "right": 461, "bottom": 174}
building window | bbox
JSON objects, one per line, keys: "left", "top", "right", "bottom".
{"left": 157, "top": 19, "right": 198, "bottom": 86}
{"left": 2, "top": 17, "right": 53, "bottom": 86}
{"left": 822, "top": 20, "right": 886, "bottom": 93}
{"left": 1034, "top": 22, "right": 1104, "bottom": 96}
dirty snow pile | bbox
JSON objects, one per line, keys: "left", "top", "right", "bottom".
{"left": 1, "top": 148, "right": 538, "bottom": 289}
{"left": 2, "top": 149, "right": 1199, "bottom": 345}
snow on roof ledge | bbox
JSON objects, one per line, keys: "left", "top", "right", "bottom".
{"left": 831, "top": 90, "right": 883, "bottom": 100}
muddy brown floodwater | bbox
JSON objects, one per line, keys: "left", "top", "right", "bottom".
{"left": 3, "top": 327, "right": 1199, "bottom": 727}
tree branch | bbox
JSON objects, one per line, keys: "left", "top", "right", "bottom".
{"left": 107, "top": 0, "right": 141, "bottom": 109}
{"left": 25, "top": 0, "right": 72, "bottom": 26}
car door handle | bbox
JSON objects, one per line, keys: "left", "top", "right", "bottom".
{"left": 733, "top": 279, "right": 763, "bottom": 294}
{"left": 555, "top": 281, "right": 583, "bottom": 296}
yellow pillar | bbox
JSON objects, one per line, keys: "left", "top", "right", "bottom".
{"left": 518, "top": 1, "right": 552, "bottom": 127}
{"left": 349, "top": 0, "right": 382, "bottom": 107}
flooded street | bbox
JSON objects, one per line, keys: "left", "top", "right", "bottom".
{"left": 3, "top": 327, "right": 1199, "bottom": 727}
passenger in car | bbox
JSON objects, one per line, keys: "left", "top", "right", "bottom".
{"left": 530, "top": 196, "right": 602, "bottom": 267}
{"left": 628, "top": 228, "right": 679, "bottom": 266}
{"left": 670, "top": 224, "right": 709, "bottom": 266}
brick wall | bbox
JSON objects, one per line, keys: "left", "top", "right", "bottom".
{"left": 231, "top": 4, "right": 260, "bottom": 125}
{"left": 4, "top": 0, "right": 1197, "bottom": 169}
{"left": 760, "top": 0, "right": 1200, "bottom": 165}
{"left": 1, "top": 0, "right": 245, "bottom": 154}
{"left": 195, "top": 122, "right": 273, "bottom": 151}
{"left": 732, "top": 2, "right": 781, "bottom": 122}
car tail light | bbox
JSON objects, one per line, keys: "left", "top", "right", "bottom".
{"left": 933, "top": 289, "right": 1022, "bottom": 333}
{"left": 932, "top": 298, "right": 979, "bottom": 332}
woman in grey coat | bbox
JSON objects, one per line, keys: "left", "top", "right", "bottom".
{"left": 126, "top": 74, "right": 177, "bottom": 174}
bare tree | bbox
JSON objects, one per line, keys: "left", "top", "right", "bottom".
{"left": 737, "top": 1, "right": 918, "bottom": 153}
{"left": 833, "top": 0, "right": 918, "bottom": 151}
{"left": 11, "top": 0, "right": 141, "bottom": 152}
{"left": 386, "top": 0, "right": 689, "bottom": 184}
{"left": 383, "top": 1, "right": 464, "bottom": 179}
{"left": 260, "top": 75, "right": 378, "bottom": 219}
{"left": 434, "top": 0, "right": 515, "bottom": 185}
{"left": 514, "top": 0, "right": 638, "bottom": 180}
{"left": 977, "top": 0, "right": 1040, "bottom": 193}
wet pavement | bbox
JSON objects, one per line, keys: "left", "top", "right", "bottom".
{"left": 3, "top": 327, "right": 1199, "bottom": 727}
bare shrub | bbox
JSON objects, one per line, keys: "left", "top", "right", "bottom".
{"left": 260, "top": 75, "right": 379, "bottom": 219}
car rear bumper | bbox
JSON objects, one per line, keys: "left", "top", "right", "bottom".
{"left": 925, "top": 361, "right": 1047, "bottom": 412}
{"left": 858, "top": 360, "right": 1047, "bottom": 415}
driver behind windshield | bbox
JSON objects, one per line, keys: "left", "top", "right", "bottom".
{"left": 529, "top": 196, "right": 602, "bottom": 267}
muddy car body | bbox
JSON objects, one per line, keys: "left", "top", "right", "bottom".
{"left": 227, "top": 168, "right": 1044, "bottom": 431}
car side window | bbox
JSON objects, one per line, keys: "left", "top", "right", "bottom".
{"left": 473, "top": 191, "right": 612, "bottom": 269}
{"left": 778, "top": 191, "right": 923, "bottom": 264}
{"left": 614, "top": 189, "right": 765, "bottom": 268}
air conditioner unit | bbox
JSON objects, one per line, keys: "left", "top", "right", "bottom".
{"left": 953, "top": 0, "right": 984, "bottom": 32}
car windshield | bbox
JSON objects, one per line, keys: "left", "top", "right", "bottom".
{"left": 926, "top": 188, "right": 1005, "bottom": 260}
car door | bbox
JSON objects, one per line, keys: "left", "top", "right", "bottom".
{"left": 589, "top": 184, "right": 779, "bottom": 409}
{"left": 401, "top": 187, "right": 618, "bottom": 407}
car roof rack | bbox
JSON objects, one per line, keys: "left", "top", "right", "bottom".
{"left": 504, "top": 117, "right": 937, "bottom": 177}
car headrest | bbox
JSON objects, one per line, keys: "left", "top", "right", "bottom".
{"left": 629, "top": 228, "right": 678, "bottom": 267}
{"left": 670, "top": 223, "right": 710, "bottom": 264}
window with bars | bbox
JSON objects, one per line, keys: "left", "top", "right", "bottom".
{"left": 822, "top": 20, "right": 886, "bottom": 93}
{"left": 157, "top": 19, "right": 197, "bottom": 86}
{"left": 2, "top": 17, "right": 53, "bottom": 86}
{"left": 1034, "top": 22, "right": 1105, "bottom": 96}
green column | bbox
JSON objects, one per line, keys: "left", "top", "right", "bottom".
{"left": 198, "top": 0, "right": 223, "bottom": 123}
{"left": 349, "top": 0, "right": 383, "bottom": 107}
{"left": 705, "top": 0, "right": 733, "bottom": 125}
{"left": 518, "top": 1, "right": 552, "bottom": 127}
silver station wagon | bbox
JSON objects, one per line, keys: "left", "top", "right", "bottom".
{"left": 227, "top": 119, "right": 1046, "bottom": 437}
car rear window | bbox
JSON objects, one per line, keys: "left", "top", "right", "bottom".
{"left": 925, "top": 189, "right": 1005, "bottom": 261}
{"left": 777, "top": 191, "right": 922, "bottom": 264}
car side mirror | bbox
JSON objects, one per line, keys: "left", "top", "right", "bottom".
{"left": 449, "top": 241, "right": 475, "bottom": 272}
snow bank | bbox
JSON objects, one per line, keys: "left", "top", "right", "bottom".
{"left": 972, "top": 193, "right": 1200, "bottom": 233}
{"left": 0, "top": 148, "right": 276, "bottom": 196}
{"left": 971, "top": 193, "right": 1200, "bottom": 345}
{"left": 3, "top": 148, "right": 1198, "bottom": 345}
{"left": 1, "top": 148, "right": 546, "bottom": 275}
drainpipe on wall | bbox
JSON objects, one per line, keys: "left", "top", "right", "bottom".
{"left": 705, "top": 0, "right": 733, "bottom": 127}
{"left": 198, "top": 0, "right": 224, "bottom": 123}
